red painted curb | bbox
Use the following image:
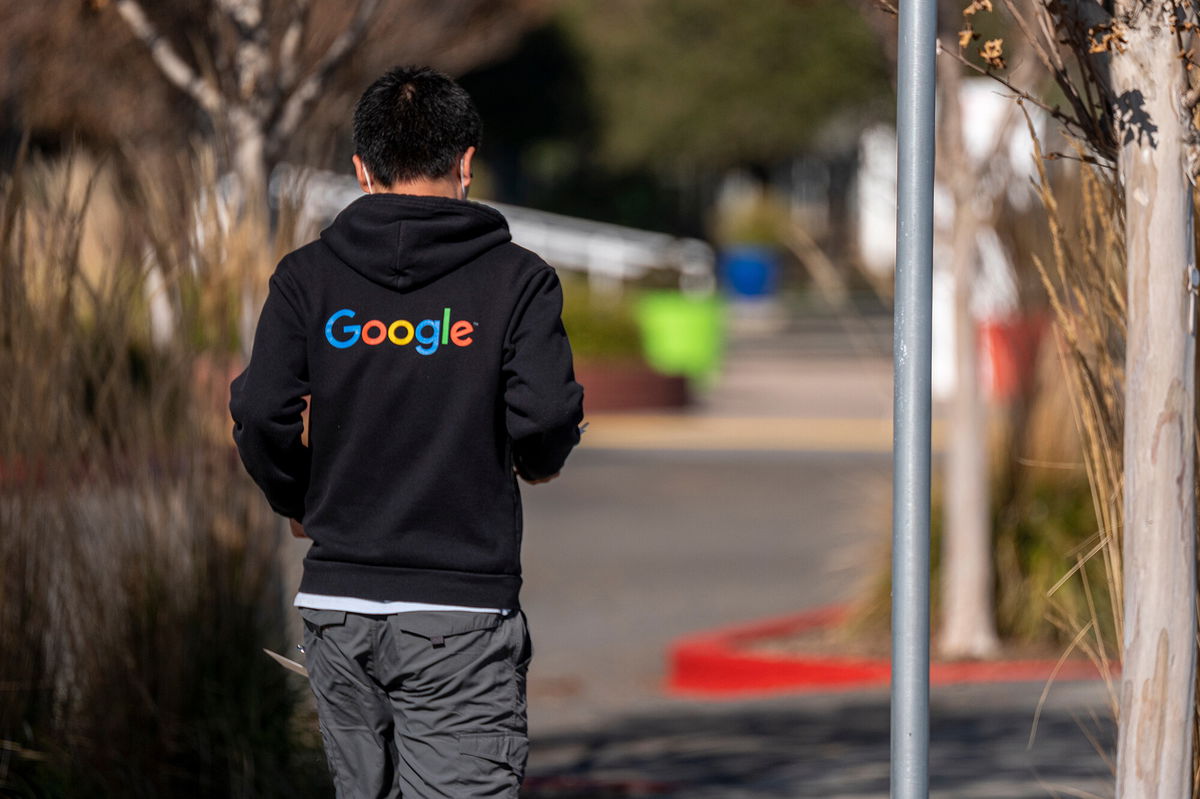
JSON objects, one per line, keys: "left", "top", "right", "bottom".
{"left": 667, "top": 605, "right": 1113, "bottom": 697}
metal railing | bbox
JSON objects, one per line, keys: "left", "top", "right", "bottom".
{"left": 270, "top": 165, "right": 715, "bottom": 294}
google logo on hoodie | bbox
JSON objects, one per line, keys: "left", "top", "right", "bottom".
{"left": 325, "top": 308, "right": 474, "bottom": 356}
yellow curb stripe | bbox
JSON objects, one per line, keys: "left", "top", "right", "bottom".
{"left": 580, "top": 415, "right": 947, "bottom": 453}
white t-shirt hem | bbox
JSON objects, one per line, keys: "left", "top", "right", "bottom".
{"left": 293, "top": 592, "right": 510, "bottom": 615}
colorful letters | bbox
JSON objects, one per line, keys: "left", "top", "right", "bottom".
{"left": 450, "top": 320, "right": 474, "bottom": 347}
{"left": 324, "top": 308, "right": 474, "bottom": 356}
{"left": 388, "top": 320, "right": 414, "bottom": 345}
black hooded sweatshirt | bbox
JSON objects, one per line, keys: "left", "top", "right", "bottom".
{"left": 230, "top": 193, "right": 583, "bottom": 609}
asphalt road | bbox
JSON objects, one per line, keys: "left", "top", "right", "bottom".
{"left": 518, "top": 446, "right": 1115, "bottom": 798}
{"left": 519, "top": 446, "right": 892, "bottom": 731}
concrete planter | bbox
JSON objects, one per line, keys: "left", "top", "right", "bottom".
{"left": 575, "top": 361, "right": 689, "bottom": 413}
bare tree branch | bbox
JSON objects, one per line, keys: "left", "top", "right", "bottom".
{"left": 1050, "top": 0, "right": 1115, "bottom": 33}
{"left": 114, "top": 0, "right": 224, "bottom": 117}
{"left": 1041, "top": 148, "right": 1119, "bottom": 167}
{"left": 277, "top": 0, "right": 313, "bottom": 91}
{"left": 1047, "top": 0, "right": 1119, "bottom": 158}
{"left": 996, "top": 0, "right": 1119, "bottom": 160}
{"left": 1006, "top": 0, "right": 1065, "bottom": 77}
{"left": 1025, "top": 0, "right": 1108, "bottom": 146}
{"left": 208, "top": 0, "right": 271, "bottom": 109}
{"left": 937, "top": 38, "right": 1098, "bottom": 145}
{"left": 216, "top": 0, "right": 263, "bottom": 37}
{"left": 269, "top": 0, "right": 381, "bottom": 150}
{"left": 1004, "top": 0, "right": 1101, "bottom": 139}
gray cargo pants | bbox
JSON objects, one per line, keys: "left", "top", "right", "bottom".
{"left": 299, "top": 607, "right": 531, "bottom": 798}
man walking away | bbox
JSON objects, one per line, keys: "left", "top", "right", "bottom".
{"left": 230, "top": 65, "right": 584, "bottom": 798}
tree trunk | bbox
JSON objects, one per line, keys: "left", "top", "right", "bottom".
{"left": 939, "top": 61, "right": 1001, "bottom": 659}
{"left": 229, "top": 106, "right": 269, "bottom": 224}
{"left": 1112, "top": 12, "right": 1198, "bottom": 798}
{"left": 226, "top": 105, "right": 271, "bottom": 361}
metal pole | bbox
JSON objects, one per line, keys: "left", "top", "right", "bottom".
{"left": 891, "top": 0, "right": 936, "bottom": 795}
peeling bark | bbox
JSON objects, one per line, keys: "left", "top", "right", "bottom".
{"left": 1112, "top": 5, "right": 1198, "bottom": 797}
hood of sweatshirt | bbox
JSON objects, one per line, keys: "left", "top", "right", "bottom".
{"left": 319, "top": 193, "right": 512, "bottom": 291}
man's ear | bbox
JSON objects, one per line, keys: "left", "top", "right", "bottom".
{"left": 352, "top": 154, "right": 372, "bottom": 194}
{"left": 459, "top": 146, "right": 477, "bottom": 192}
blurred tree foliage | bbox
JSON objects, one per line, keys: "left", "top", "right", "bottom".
{"left": 558, "top": 0, "right": 891, "bottom": 172}
{"left": 0, "top": 0, "right": 892, "bottom": 236}
{"left": 462, "top": 0, "right": 890, "bottom": 233}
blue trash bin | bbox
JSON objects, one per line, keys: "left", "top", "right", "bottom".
{"left": 720, "top": 245, "right": 780, "bottom": 298}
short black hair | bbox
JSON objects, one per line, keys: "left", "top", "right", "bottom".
{"left": 352, "top": 65, "right": 482, "bottom": 185}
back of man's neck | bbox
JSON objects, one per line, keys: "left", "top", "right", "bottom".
{"left": 375, "top": 176, "right": 459, "bottom": 199}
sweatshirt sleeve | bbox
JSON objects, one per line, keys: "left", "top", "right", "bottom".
{"left": 229, "top": 269, "right": 311, "bottom": 519}
{"left": 503, "top": 268, "right": 585, "bottom": 481}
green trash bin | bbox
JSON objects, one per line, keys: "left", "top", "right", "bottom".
{"left": 635, "top": 291, "right": 725, "bottom": 384}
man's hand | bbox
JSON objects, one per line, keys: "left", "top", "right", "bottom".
{"left": 289, "top": 518, "right": 308, "bottom": 538}
{"left": 514, "top": 467, "right": 559, "bottom": 485}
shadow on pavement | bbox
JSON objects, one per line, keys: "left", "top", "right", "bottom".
{"left": 525, "top": 695, "right": 1113, "bottom": 798}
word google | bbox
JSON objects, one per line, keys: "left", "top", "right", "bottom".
{"left": 324, "top": 308, "right": 474, "bottom": 355}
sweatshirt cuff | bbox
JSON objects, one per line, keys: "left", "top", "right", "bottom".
{"left": 512, "top": 424, "right": 581, "bottom": 481}
{"left": 267, "top": 496, "right": 306, "bottom": 521}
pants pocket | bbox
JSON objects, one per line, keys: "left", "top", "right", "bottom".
{"left": 299, "top": 608, "right": 348, "bottom": 637}
{"left": 388, "top": 610, "right": 503, "bottom": 639}
{"left": 388, "top": 611, "right": 506, "bottom": 679}
{"left": 458, "top": 731, "right": 529, "bottom": 793}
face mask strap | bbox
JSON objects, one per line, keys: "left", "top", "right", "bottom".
{"left": 365, "top": 161, "right": 467, "bottom": 198}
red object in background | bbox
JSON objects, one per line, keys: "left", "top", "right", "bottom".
{"left": 979, "top": 315, "right": 1048, "bottom": 402}
{"left": 667, "top": 606, "right": 890, "bottom": 695}
{"left": 666, "top": 604, "right": 1111, "bottom": 697}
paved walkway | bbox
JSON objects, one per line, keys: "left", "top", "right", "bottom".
{"left": 580, "top": 414, "right": 949, "bottom": 454}
{"left": 580, "top": 323, "right": 911, "bottom": 453}
{"left": 519, "top": 320, "right": 1114, "bottom": 798}
{"left": 525, "top": 682, "right": 1114, "bottom": 798}
{"left": 698, "top": 337, "right": 893, "bottom": 419}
